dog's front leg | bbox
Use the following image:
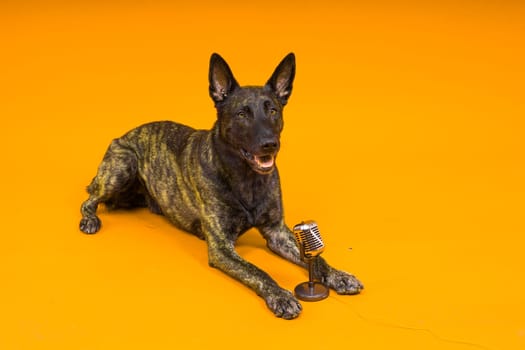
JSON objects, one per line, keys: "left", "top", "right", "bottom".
{"left": 261, "top": 222, "right": 364, "bottom": 295}
{"left": 205, "top": 232, "right": 302, "bottom": 319}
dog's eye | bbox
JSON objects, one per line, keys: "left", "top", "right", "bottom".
{"left": 269, "top": 108, "right": 278, "bottom": 116}
{"left": 237, "top": 111, "right": 246, "bottom": 119}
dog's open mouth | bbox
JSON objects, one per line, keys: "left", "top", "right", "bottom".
{"left": 241, "top": 149, "right": 276, "bottom": 174}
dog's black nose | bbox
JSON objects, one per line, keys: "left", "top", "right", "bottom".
{"left": 260, "top": 140, "right": 279, "bottom": 153}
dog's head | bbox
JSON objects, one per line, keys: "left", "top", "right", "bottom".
{"left": 209, "top": 53, "right": 295, "bottom": 175}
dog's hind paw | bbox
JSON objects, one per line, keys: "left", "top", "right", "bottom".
{"left": 80, "top": 216, "right": 101, "bottom": 234}
{"left": 324, "top": 270, "right": 364, "bottom": 295}
{"left": 265, "top": 289, "right": 302, "bottom": 320}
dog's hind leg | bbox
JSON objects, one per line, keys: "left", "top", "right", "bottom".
{"left": 80, "top": 139, "right": 138, "bottom": 234}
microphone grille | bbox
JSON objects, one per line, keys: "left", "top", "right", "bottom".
{"left": 293, "top": 220, "right": 325, "bottom": 258}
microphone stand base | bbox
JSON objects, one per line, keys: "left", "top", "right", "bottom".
{"left": 294, "top": 281, "right": 329, "bottom": 302}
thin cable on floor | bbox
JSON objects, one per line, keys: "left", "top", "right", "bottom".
{"left": 331, "top": 295, "right": 494, "bottom": 350}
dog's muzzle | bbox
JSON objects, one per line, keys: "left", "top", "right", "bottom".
{"left": 241, "top": 148, "right": 278, "bottom": 175}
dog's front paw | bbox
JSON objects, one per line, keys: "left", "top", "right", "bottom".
{"left": 324, "top": 270, "right": 364, "bottom": 295}
{"left": 265, "top": 288, "right": 302, "bottom": 320}
{"left": 80, "top": 216, "right": 101, "bottom": 234}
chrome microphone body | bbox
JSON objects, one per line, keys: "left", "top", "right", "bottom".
{"left": 293, "top": 220, "right": 330, "bottom": 301}
{"left": 293, "top": 220, "right": 325, "bottom": 259}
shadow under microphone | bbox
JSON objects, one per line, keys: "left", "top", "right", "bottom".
{"left": 293, "top": 220, "right": 330, "bottom": 301}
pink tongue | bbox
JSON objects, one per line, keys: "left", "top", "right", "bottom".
{"left": 254, "top": 155, "right": 274, "bottom": 168}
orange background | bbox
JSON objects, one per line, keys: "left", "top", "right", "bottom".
{"left": 1, "top": 1, "right": 524, "bottom": 349}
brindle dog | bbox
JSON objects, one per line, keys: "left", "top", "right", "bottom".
{"left": 79, "top": 53, "right": 363, "bottom": 319}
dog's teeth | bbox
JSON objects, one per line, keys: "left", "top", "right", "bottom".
{"left": 255, "top": 155, "right": 274, "bottom": 168}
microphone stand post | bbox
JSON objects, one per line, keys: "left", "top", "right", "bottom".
{"left": 294, "top": 249, "right": 329, "bottom": 302}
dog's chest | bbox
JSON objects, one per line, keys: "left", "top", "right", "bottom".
{"left": 226, "top": 175, "right": 281, "bottom": 231}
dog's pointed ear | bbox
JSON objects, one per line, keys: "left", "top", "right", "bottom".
{"left": 265, "top": 53, "right": 295, "bottom": 106}
{"left": 209, "top": 53, "right": 239, "bottom": 104}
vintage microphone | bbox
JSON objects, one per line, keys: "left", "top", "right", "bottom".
{"left": 293, "top": 220, "right": 330, "bottom": 301}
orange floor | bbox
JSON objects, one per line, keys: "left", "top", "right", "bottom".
{"left": 1, "top": 1, "right": 524, "bottom": 349}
